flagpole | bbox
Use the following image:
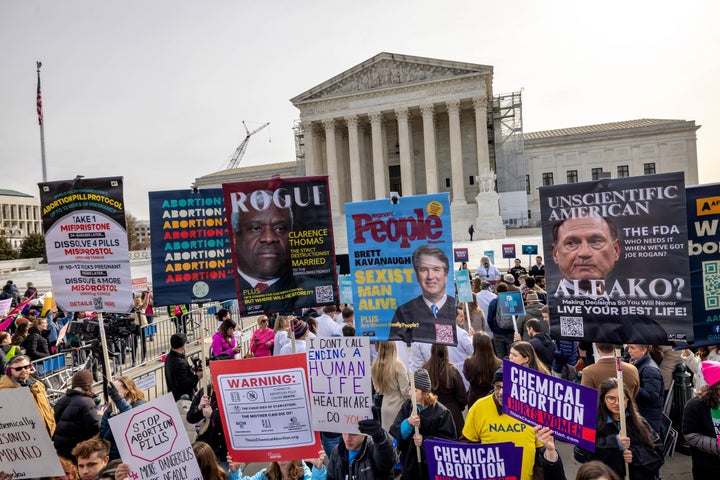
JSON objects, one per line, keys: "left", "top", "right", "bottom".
{"left": 37, "top": 61, "right": 47, "bottom": 182}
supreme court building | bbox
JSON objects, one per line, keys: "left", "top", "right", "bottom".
{"left": 195, "top": 52, "right": 700, "bottom": 250}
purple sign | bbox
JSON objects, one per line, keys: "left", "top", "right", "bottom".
{"left": 454, "top": 248, "right": 469, "bottom": 263}
{"left": 502, "top": 359, "right": 598, "bottom": 451}
{"left": 424, "top": 438, "right": 522, "bottom": 480}
{"left": 502, "top": 244, "right": 516, "bottom": 259}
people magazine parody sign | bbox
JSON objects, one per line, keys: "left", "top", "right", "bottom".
{"left": 211, "top": 354, "right": 321, "bottom": 462}
{"left": 424, "top": 438, "right": 523, "bottom": 480}
{"left": 344, "top": 193, "right": 457, "bottom": 345}
{"left": 307, "top": 336, "right": 372, "bottom": 434}
{"left": 502, "top": 359, "right": 598, "bottom": 451}
{"left": 38, "top": 176, "right": 132, "bottom": 313}
{"left": 108, "top": 393, "right": 202, "bottom": 480}
{"left": 148, "top": 189, "right": 236, "bottom": 305}
{"left": 686, "top": 183, "right": 720, "bottom": 346}
{"left": 540, "top": 172, "right": 693, "bottom": 346}
{"left": 222, "top": 177, "right": 337, "bottom": 316}
{"left": 0, "top": 388, "right": 64, "bottom": 479}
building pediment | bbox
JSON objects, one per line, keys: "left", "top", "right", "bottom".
{"left": 291, "top": 52, "right": 492, "bottom": 104}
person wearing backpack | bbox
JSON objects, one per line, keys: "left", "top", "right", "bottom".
{"left": 487, "top": 283, "right": 514, "bottom": 358}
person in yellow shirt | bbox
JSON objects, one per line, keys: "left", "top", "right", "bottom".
{"left": 462, "top": 366, "right": 542, "bottom": 480}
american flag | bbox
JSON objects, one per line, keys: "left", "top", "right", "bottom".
{"left": 36, "top": 69, "right": 43, "bottom": 126}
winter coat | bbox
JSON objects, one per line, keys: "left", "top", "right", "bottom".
{"left": 21, "top": 326, "right": 50, "bottom": 360}
{"left": 187, "top": 389, "right": 228, "bottom": 460}
{"left": 164, "top": 349, "right": 200, "bottom": 401}
{"left": 53, "top": 389, "right": 101, "bottom": 459}
{"left": 682, "top": 395, "right": 720, "bottom": 476}
{"left": 529, "top": 332, "right": 555, "bottom": 369}
{"left": 428, "top": 367, "right": 467, "bottom": 434}
{"left": 100, "top": 394, "right": 146, "bottom": 460}
{"left": 552, "top": 340, "right": 578, "bottom": 376}
{"left": 326, "top": 431, "right": 396, "bottom": 480}
{"left": 389, "top": 399, "right": 457, "bottom": 480}
{"left": 633, "top": 354, "right": 664, "bottom": 435}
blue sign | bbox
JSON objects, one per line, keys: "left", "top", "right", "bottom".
{"left": 498, "top": 291, "right": 525, "bottom": 316}
{"left": 521, "top": 245, "right": 538, "bottom": 255}
{"left": 338, "top": 275, "right": 353, "bottom": 304}
{"left": 345, "top": 193, "right": 457, "bottom": 345}
{"left": 455, "top": 273, "right": 473, "bottom": 303}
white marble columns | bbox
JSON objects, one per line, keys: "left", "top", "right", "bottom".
{"left": 322, "top": 119, "right": 341, "bottom": 212}
{"left": 420, "top": 104, "right": 438, "bottom": 194}
{"left": 473, "top": 95, "right": 491, "bottom": 177}
{"left": 369, "top": 112, "right": 388, "bottom": 199}
{"left": 395, "top": 107, "right": 414, "bottom": 196}
{"left": 345, "top": 115, "right": 364, "bottom": 202}
{"left": 447, "top": 99, "right": 466, "bottom": 205}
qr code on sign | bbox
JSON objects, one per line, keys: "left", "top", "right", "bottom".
{"left": 315, "top": 285, "right": 334, "bottom": 303}
{"left": 434, "top": 324, "right": 455, "bottom": 344}
{"left": 703, "top": 260, "right": 720, "bottom": 310}
{"left": 92, "top": 297, "right": 104, "bottom": 311}
{"left": 560, "top": 316, "right": 584, "bottom": 337}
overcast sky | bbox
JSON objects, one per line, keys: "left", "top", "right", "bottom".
{"left": 2, "top": 0, "right": 718, "bottom": 219}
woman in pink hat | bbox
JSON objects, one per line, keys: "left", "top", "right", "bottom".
{"left": 682, "top": 360, "right": 720, "bottom": 477}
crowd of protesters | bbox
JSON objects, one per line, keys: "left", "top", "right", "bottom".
{"left": 1, "top": 267, "right": 720, "bottom": 480}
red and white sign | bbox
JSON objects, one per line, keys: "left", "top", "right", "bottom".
{"left": 211, "top": 354, "right": 321, "bottom": 463}
{"left": 131, "top": 277, "right": 149, "bottom": 292}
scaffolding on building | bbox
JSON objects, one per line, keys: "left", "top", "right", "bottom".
{"left": 492, "top": 91, "right": 529, "bottom": 227}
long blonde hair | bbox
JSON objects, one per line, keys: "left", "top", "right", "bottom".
{"left": 114, "top": 375, "right": 146, "bottom": 406}
{"left": 264, "top": 461, "right": 304, "bottom": 480}
{"left": 371, "top": 342, "right": 403, "bottom": 394}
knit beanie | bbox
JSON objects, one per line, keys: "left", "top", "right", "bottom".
{"left": 72, "top": 369, "right": 94, "bottom": 389}
{"left": 170, "top": 333, "right": 187, "bottom": 350}
{"left": 291, "top": 318, "right": 308, "bottom": 339}
{"left": 493, "top": 366, "right": 504, "bottom": 385}
{"left": 414, "top": 368, "right": 432, "bottom": 393}
{"left": 701, "top": 360, "right": 720, "bottom": 388}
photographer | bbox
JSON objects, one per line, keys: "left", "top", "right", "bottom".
{"left": 165, "top": 333, "right": 202, "bottom": 401}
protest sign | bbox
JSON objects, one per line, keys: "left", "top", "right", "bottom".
{"left": 307, "top": 336, "right": 372, "bottom": 433}
{"left": 222, "top": 177, "right": 337, "bottom": 316}
{"left": 0, "top": 388, "right": 64, "bottom": 479}
{"left": 109, "top": 393, "right": 201, "bottom": 480}
{"left": 498, "top": 292, "right": 525, "bottom": 316}
{"left": 338, "top": 275, "right": 353, "bottom": 304}
{"left": 131, "top": 277, "right": 148, "bottom": 292}
{"left": 211, "top": 354, "right": 320, "bottom": 462}
{"left": 502, "top": 244, "right": 516, "bottom": 259}
{"left": 38, "top": 176, "right": 132, "bottom": 313}
{"left": 540, "top": 172, "right": 693, "bottom": 346}
{"left": 148, "top": 188, "right": 235, "bottom": 306}
{"left": 455, "top": 273, "right": 474, "bottom": 303}
{"left": 687, "top": 184, "right": 720, "bottom": 346}
{"left": 521, "top": 245, "right": 538, "bottom": 255}
{"left": 502, "top": 359, "right": 597, "bottom": 451}
{"left": 345, "top": 193, "right": 456, "bottom": 345}
{"left": 0, "top": 298, "right": 11, "bottom": 315}
{"left": 424, "top": 438, "right": 523, "bottom": 480}
{"left": 454, "top": 247, "right": 469, "bottom": 263}
{"left": 484, "top": 250, "right": 495, "bottom": 264}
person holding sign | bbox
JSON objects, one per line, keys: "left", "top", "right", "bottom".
{"left": 389, "top": 369, "right": 457, "bottom": 480}
{"left": 0, "top": 354, "right": 55, "bottom": 435}
{"left": 574, "top": 378, "right": 663, "bottom": 480}
{"left": 389, "top": 246, "right": 456, "bottom": 345}
{"left": 462, "top": 366, "right": 543, "bottom": 480}
{"left": 229, "top": 450, "right": 327, "bottom": 480}
{"left": 682, "top": 360, "right": 720, "bottom": 477}
{"left": 326, "top": 408, "right": 397, "bottom": 480}
{"left": 212, "top": 319, "right": 243, "bottom": 359}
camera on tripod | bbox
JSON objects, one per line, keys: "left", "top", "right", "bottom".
{"left": 191, "top": 357, "right": 203, "bottom": 372}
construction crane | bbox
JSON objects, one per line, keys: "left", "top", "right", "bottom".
{"left": 225, "top": 121, "right": 270, "bottom": 169}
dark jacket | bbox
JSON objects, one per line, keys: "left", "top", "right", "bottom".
{"left": 389, "top": 399, "right": 457, "bottom": 480}
{"left": 529, "top": 332, "right": 556, "bottom": 369}
{"left": 683, "top": 396, "right": 720, "bottom": 476}
{"left": 577, "top": 415, "right": 663, "bottom": 480}
{"left": 429, "top": 367, "right": 467, "bottom": 434}
{"left": 22, "top": 326, "right": 50, "bottom": 360}
{"left": 53, "top": 389, "right": 101, "bottom": 459}
{"left": 487, "top": 298, "right": 514, "bottom": 336}
{"left": 327, "top": 430, "right": 397, "bottom": 480}
{"left": 552, "top": 340, "right": 578, "bottom": 375}
{"left": 164, "top": 349, "right": 199, "bottom": 401}
{"left": 633, "top": 354, "right": 664, "bottom": 435}
{"left": 186, "top": 389, "right": 227, "bottom": 460}
{"left": 99, "top": 387, "right": 145, "bottom": 460}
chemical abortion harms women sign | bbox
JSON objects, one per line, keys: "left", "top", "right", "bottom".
{"left": 502, "top": 360, "right": 598, "bottom": 451}
{"left": 0, "top": 388, "right": 64, "bottom": 479}
{"left": 109, "top": 393, "right": 202, "bottom": 480}
{"left": 307, "top": 336, "right": 372, "bottom": 433}
{"left": 424, "top": 438, "right": 522, "bottom": 480}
